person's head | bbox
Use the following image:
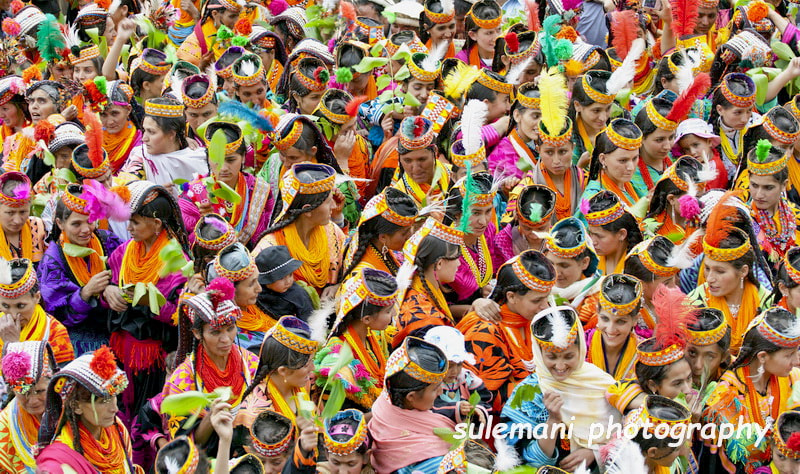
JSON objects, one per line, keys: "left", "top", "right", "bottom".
{"left": 635, "top": 97, "right": 678, "bottom": 162}
{"left": 624, "top": 237, "right": 679, "bottom": 302}
{"left": 273, "top": 114, "right": 338, "bottom": 171}
{"left": 97, "top": 82, "right": 134, "bottom": 136}
{"left": 621, "top": 396, "right": 692, "bottom": 468}
{"left": 206, "top": 0, "right": 243, "bottom": 29}
{"left": 322, "top": 409, "right": 371, "bottom": 474}
{"left": 204, "top": 121, "right": 247, "bottom": 184}
{"left": 405, "top": 54, "right": 440, "bottom": 107}
{"left": 53, "top": 184, "right": 97, "bottom": 246}
{"left": 589, "top": 118, "right": 643, "bottom": 183}
{"left": 341, "top": 187, "right": 418, "bottom": 277}
{"left": 685, "top": 307, "right": 731, "bottom": 385}
{"left": 570, "top": 70, "right": 614, "bottom": 133}
{"left": 711, "top": 73, "right": 756, "bottom": 131}
{"left": 127, "top": 181, "right": 190, "bottom": 254}
{"left": 270, "top": 7, "right": 307, "bottom": 52}
{"left": 25, "top": 81, "right": 66, "bottom": 124}
{"left": 182, "top": 74, "right": 219, "bottom": 135}
{"left": 179, "top": 278, "right": 241, "bottom": 367}
{"left": 747, "top": 140, "right": 789, "bottom": 212}
{"left": 142, "top": 98, "right": 188, "bottom": 155}
{"left": 585, "top": 190, "right": 643, "bottom": 256}
{"left": 463, "top": 0, "right": 502, "bottom": 54}
{"left": 249, "top": 27, "right": 286, "bottom": 74}
{"left": 645, "top": 155, "right": 706, "bottom": 223}
{"left": 490, "top": 250, "right": 556, "bottom": 317}
{"left": 337, "top": 41, "right": 371, "bottom": 96}
{"left": 532, "top": 307, "right": 583, "bottom": 382}
{"left": 465, "top": 70, "right": 511, "bottom": 122}
{"left": 249, "top": 410, "right": 294, "bottom": 472}
{"left": 332, "top": 268, "right": 398, "bottom": 337}
{"left": 215, "top": 46, "right": 246, "bottom": 98}
{"left": 232, "top": 54, "right": 268, "bottom": 107}
{"left": 288, "top": 57, "right": 328, "bottom": 115}
{"left": 508, "top": 184, "right": 555, "bottom": 251}
{"left": 775, "top": 247, "right": 800, "bottom": 313}
{"left": 70, "top": 46, "right": 103, "bottom": 83}
{"left": 538, "top": 113, "right": 574, "bottom": 178}
{"left": 445, "top": 171, "right": 494, "bottom": 237}
{"left": 410, "top": 219, "right": 462, "bottom": 283}
{"left": 267, "top": 162, "right": 337, "bottom": 234}
{"left": 702, "top": 224, "right": 756, "bottom": 298}
{"left": 420, "top": 0, "right": 457, "bottom": 45}
{"left": 695, "top": 2, "right": 719, "bottom": 34}
{"left": 544, "top": 217, "right": 598, "bottom": 288}
{"left": 155, "top": 436, "right": 210, "bottom": 474}
{"left": 511, "top": 82, "right": 542, "bottom": 142}
{"left": 207, "top": 243, "right": 260, "bottom": 308}
{"left": 770, "top": 411, "right": 800, "bottom": 473}
{"left": 397, "top": 116, "right": 440, "bottom": 185}
{"left": 130, "top": 49, "right": 170, "bottom": 100}
{"left": 255, "top": 245, "right": 303, "bottom": 294}
{"left": 0, "top": 172, "right": 32, "bottom": 237}
{"left": 191, "top": 214, "right": 237, "bottom": 273}
{"left": 386, "top": 337, "right": 448, "bottom": 410}
{"left": 2, "top": 340, "right": 56, "bottom": 417}
{"left": 597, "top": 274, "right": 642, "bottom": 348}
{"left": 755, "top": 106, "right": 800, "bottom": 153}
{"left": 424, "top": 326, "right": 475, "bottom": 384}
{"left": 730, "top": 307, "right": 800, "bottom": 377}
{"left": 0, "top": 75, "right": 31, "bottom": 129}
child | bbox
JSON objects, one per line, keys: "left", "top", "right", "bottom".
{"left": 424, "top": 326, "right": 491, "bottom": 425}
{"left": 674, "top": 118, "right": 728, "bottom": 189}
{"left": 254, "top": 245, "right": 314, "bottom": 322}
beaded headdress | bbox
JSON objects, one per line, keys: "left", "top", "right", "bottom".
{"left": 193, "top": 214, "right": 237, "bottom": 251}
{"left": 747, "top": 139, "right": 788, "bottom": 177}
{"left": 51, "top": 346, "right": 128, "bottom": 401}
{"left": 155, "top": 436, "right": 200, "bottom": 474}
{"left": 687, "top": 307, "right": 729, "bottom": 346}
{"left": 386, "top": 31, "right": 428, "bottom": 57}
{"left": 0, "top": 258, "right": 37, "bottom": 299}
{"left": 231, "top": 54, "right": 265, "bottom": 87}
{"left": 358, "top": 188, "right": 418, "bottom": 228}
{"left": 0, "top": 172, "right": 32, "bottom": 208}
{"left": 273, "top": 114, "right": 305, "bottom": 152}
{"left": 603, "top": 118, "right": 643, "bottom": 151}
{"left": 49, "top": 122, "right": 85, "bottom": 154}
{"left": 720, "top": 73, "right": 756, "bottom": 109}
{"left": 544, "top": 216, "right": 591, "bottom": 258}
{"left": 466, "top": 0, "right": 502, "bottom": 29}
{"left": 144, "top": 98, "right": 184, "bottom": 118}
{"left": 181, "top": 74, "right": 215, "bottom": 109}
{"left": 354, "top": 16, "right": 385, "bottom": 44}
{"left": 637, "top": 285, "right": 697, "bottom": 366}
{"left": 215, "top": 46, "right": 246, "bottom": 79}
{"left": 0, "top": 75, "right": 25, "bottom": 107}
{"left": 598, "top": 274, "right": 643, "bottom": 316}
{"left": 627, "top": 395, "right": 691, "bottom": 434}
{"left": 501, "top": 250, "right": 557, "bottom": 294}
{"left": 68, "top": 44, "right": 101, "bottom": 66}
{"left": 629, "top": 236, "right": 679, "bottom": 278}
{"left": 273, "top": 162, "right": 336, "bottom": 223}
{"left": 62, "top": 183, "right": 89, "bottom": 216}
{"left": 323, "top": 409, "right": 370, "bottom": 456}
{"left": 424, "top": 0, "right": 455, "bottom": 24}
{"left": 72, "top": 139, "right": 112, "bottom": 180}
{"left": 385, "top": 336, "right": 448, "bottom": 384}
{"left": 784, "top": 247, "right": 800, "bottom": 285}
{"left": 408, "top": 53, "right": 442, "bottom": 83}
{"left": 249, "top": 410, "right": 295, "bottom": 457}
{"left": 515, "top": 82, "right": 540, "bottom": 110}
{"left": 581, "top": 70, "right": 615, "bottom": 105}
{"left": 137, "top": 48, "right": 171, "bottom": 75}
{"left": 437, "top": 444, "right": 467, "bottom": 473}
{"left": 746, "top": 307, "right": 800, "bottom": 349}
{"left": 761, "top": 106, "right": 800, "bottom": 146}
{"left": 702, "top": 199, "right": 752, "bottom": 263}
{"left": 505, "top": 31, "right": 540, "bottom": 66}
{"left": 263, "top": 316, "right": 319, "bottom": 355}
{"left": 532, "top": 306, "right": 580, "bottom": 353}
{"left": 2, "top": 340, "right": 55, "bottom": 396}
{"left": 402, "top": 217, "right": 464, "bottom": 268}
{"left": 772, "top": 411, "right": 800, "bottom": 460}
{"left": 184, "top": 278, "right": 242, "bottom": 331}
{"left": 15, "top": 6, "right": 46, "bottom": 37}
{"left": 209, "top": 242, "right": 257, "bottom": 283}
{"left": 476, "top": 69, "right": 513, "bottom": 95}
{"left": 332, "top": 268, "right": 398, "bottom": 335}
{"left": 515, "top": 184, "right": 555, "bottom": 228}
{"left": 295, "top": 57, "right": 329, "bottom": 92}
{"left": 204, "top": 121, "right": 244, "bottom": 156}
{"left": 584, "top": 190, "right": 626, "bottom": 227}
{"left": 398, "top": 116, "right": 436, "bottom": 151}
{"left": 316, "top": 89, "right": 354, "bottom": 125}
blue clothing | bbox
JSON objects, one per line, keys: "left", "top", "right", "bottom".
{"left": 500, "top": 373, "right": 560, "bottom": 467}
{"left": 396, "top": 456, "right": 445, "bottom": 474}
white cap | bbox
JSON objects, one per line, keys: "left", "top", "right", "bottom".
{"left": 674, "top": 118, "right": 720, "bottom": 146}
{"left": 387, "top": 0, "right": 424, "bottom": 26}
{"left": 423, "top": 326, "right": 475, "bottom": 364}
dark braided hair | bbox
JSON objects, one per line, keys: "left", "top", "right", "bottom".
{"left": 646, "top": 156, "right": 702, "bottom": 219}
{"left": 489, "top": 250, "right": 555, "bottom": 304}
{"left": 414, "top": 235, "right": 460, "bottom": 316}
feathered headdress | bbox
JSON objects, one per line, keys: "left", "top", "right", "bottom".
{"left": 611, "top": 10, "right": 638, "bottom": 61}
{"left": 505, "top": 55, "right": 534, "bottom": 85}
{"left": 606, "top": 37, "right": 645, "bottom": 96}
{"left": 461, "top": 99, "right": 487, "bottom": 159}
{"left": 443, "top": 62, "right": 481, "bottom": 102}
{"left": 345, "top": 96, "right": 368, "bottom": 118}
{"left": 652, "top": 284, "right": 697, "bottom": 349}
{"left": 541, "top": 15, "right": 573, "bottom": 68}
{"left": 83, "top": 179, "right": 132, "bottom": 223}
{"left": 83, "top": 109, "right": 105, "bottom": 168}
{"left": 218, "top": 100, "right": 275, "bottom": 134}
{"left": 421, "top": 41, "right": 448, "bottom": 72}
{"left": 703, "top": 190, "right": 743, "bottom": 248}
{"left": 36, "top": 14, "right": 66, "bottom": 63}
{"left": 671, "top": 0, "right": 699, "bottom": 38}
{"left": 602, "top": 437, "right": 648, "bottom": 474}
{"left": 666, "top": 72, "right": 711, "bottom": 123}
{"left": 525, "top": 0, "right": 541, "bottom": 31}
{"left": 539, "top": 68, "right": 568, "bottom": 136}
{"left": 755, "top": 138, "right": 771, "bottom": 163}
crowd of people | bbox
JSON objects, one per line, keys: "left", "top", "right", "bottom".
{"left": 0, "top": 0, "right": 799, "bottom": 471}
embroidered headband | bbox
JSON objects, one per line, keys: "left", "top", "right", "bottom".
{"left": 516, "top": 185, "right": 555, "bottom": 228}
{"left": 69, "top": 45, "right": 100, "bottom": 65}
{"left": 2, "top": 340, "right": 54, "bottom": 395}
{"left": 273, "top": 117, "right": 303, "bottom": 151}
{"left": 628, "top": 396, "right": 692, "bottom": 433}
{"left": 0, "top": 172, "right": 32, "bottom": 208}
{"left": 71, "top": 144, "right": 111, "bottom": 179}
{"left": 193, "top": 214, "right": 237, "bottom": 251}
{"left": 358, "top": 190, "right": 418, "bottom": 227}
{"left": 747, "top": 308, "right": 800, "bottom": 349}
{"left": 211, "top": 243, "right": 257, "bottom": 283}
{"left": 250, "top": 410, "right": 295, "bottom": 457}
{"left": 420, "top": 91, "right": 460, "bottom": 136}
{"left": 274, "top": 162, "right": 336, "bottom": 223}
{"left": 516, "top": 83, "right": 541, "bottom": 110}
{"left": 398, "top": 116, "right": 436, "bottom": 151}
{"left": 62, "top": 184, "right": 89, "bottom": 215}
{"left": 532, "top": 306, "right": 580, "bottom": 353}
{"left": 761, "top": 111, "right": 800, "bottom": 145}
{"left": 772, "top": 412, "right": 800, "bottom": 460}
{"left": 545, "top": 217, "right": 589, "bottom": 259}
{"left": 384, "top": 336, "right": 448, "bottom": 385}
{"left": 408, "top": 53, "right": 441, "bottom": 83}
{"left": 784, "top": 247, "right": 800, "bottom": 285}
{"left": 585, "top": 191, "right": 626, "bottom": 227}
{"left": 604, "top": 119, "right": 643, "bottom": 150}
{"left": 702, "top": 227, "right": 751, "bottom": 262}
{"left": 424, "top": 0, "right": 455, "bottom": 24}
{"left": 637, "top": 337, "right": 684, "bottom": 366}
{"left": 476, "top": 70, "right": 513, "bottom": 95}
{"left": 634, "top": 237, "right": 679, "bottom": 278}
{"left": 599, "top": 274, "right": 643, "bottom": 316}
{"left": 231, "top": 54, "right": 265, "bottom": 87}
{"left": 182, "top": 74, "right": 215, "bottom": 109}
{"left": 144, "top": 99, "right": 184, "bottom": 118}
{"left": 323, "top": 409, "right": 370, "bottom": 456}
{"left": 720, "top": 73, "right": 756, "bottom": 108}
{"left": 466, "top": 2, "right": 501, "bottom": 29}
{"left": 505, "top": 250, "right": 556, "bottom": 293}
{"left": 539, "top": 117, "right": 573, "bottom": 148}
{"left": 450, "top": 139, "right": 486, "bottom": 170}
{"left": 137, "top": 49, "right": 171, "bottom": 75}
{"left": 265, "top": 316, "right": 319, "bottom": 355}
{"left": 687, "top": 308, "right": 728, "bottom": 346}
{"left": 645, "top": 99, "right": 678, "bottom": 132}
{"left": 332, "top": 268, "right": 398, "bottom": 334}
{"left": 204, "top": 122, "right": 244, "bottom": 156}
{"left": 582, "top": 73, "right": 615, "bottom": 104}
{"left": 155, "top": 437, "right": 200, "bottom": 474}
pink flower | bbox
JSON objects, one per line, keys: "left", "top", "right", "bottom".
{"left": 678, "top": 194, "right": 701, "bottom": 222}
{"left": 2, "top": 350, "right": 30, "bottom": 384}
{"left": 319, "top": 367, "right": 331, "bottom": 377}
{"left": 2, "top": 19, "right": 20, "bottom": 37}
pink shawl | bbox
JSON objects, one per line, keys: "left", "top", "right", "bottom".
{"left": 368, "top": 392, "right": 455, "bottom": 473}
{"left": 37, "top": 442, "right": 99, "bottom": 474}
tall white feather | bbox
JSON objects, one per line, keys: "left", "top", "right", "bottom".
{"left": 441, "top": 0, "right": 454, "bottom": 15}
{"left": 605, "top": 438, "right": 648, "bottom": 474}
{"left": 204, "top": 65, "right": 218, "bottom": 95}
{"left": 505, "top": 55, "right": 533, "bottom": 86}
{"left": 667, "top": 230, "right": 702, "bottom": 270}
{"left": 574, "top": 461, "right": 592, "bottom": 474}
{"left": 697, "top": 151, "right": 719, "bottom": 183}
{"left": 421, "top": 41, "right": 448, "bottom": 72}
{"left": 239, "top": 58, "right": 257, "bottom": 77}
{"left": 170, "top": 74, "right": 185, "bottom": 104}
{"left": 550, "top": 311, "right": 571, "bottom": 349}
{"left": 0, "top": 259, "right": 11, "bottom": 286}
{"left": 606, "top": 38, "right": 645, "bottom": 96}
{"left": 395, "top": 260, "right": 415, "bottom": 296}
{"left": 308, "top": 297, "right": 336, "bottom": 344}
{"left": 65, "top": 23, "right": 81, "bottom": 49}
{"left": 675, "top": 53, "right": 694, "bottom": 95}
{"left": 493, "top": 437, "right": 522, "bottom": 471}
{"left": 164, "top": 456, "right": 180, "bottom": 474}
{"left": 461, "top": 99, "right": 488, "bottom": 156}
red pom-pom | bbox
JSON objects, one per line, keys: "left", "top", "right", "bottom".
{"left": 60, "top": 48, "right": 70, "bottom": 60}
{"left": 2, "top": 350, "right": 31, "bottom": 384}
{"left": 345, "top": 95, "right": 367, "bottom": 117}
{"left": 90, "top": 346, "right": 118, "bottom": 380}
{"left": 234, "top": 18, "right": 252, "bottom": 36}
{"left": 413, "top": 117, "right": 425, "bottom": 137}
{"left": 505, "top": 32, "right": 519, "bottom": 54}
{"left": 10, "top": 0, "right": 24, "bottom": 15}
{"left": 34, "top": 120, "right": 55, "bottom": 144}
{"left": 788, "top": 432, "right": 800, "bottom": 452}
{"left": 207, "top": 277, "right": 235, "bottom": 307}
{"left": 96, "top": 0, "right": 111, "bottom": 10}
{"left": 747, "top": 1, "right": 769, "bottom": 22}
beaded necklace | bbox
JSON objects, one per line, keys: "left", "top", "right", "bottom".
{"left": 743, "top": 366, "right": 780, "bottom": 427}
{"left": 752, "top": 200, "right": 796, "bottom": 261}
{"left": 461, "top": 234, "right": 492, "bottom": 287}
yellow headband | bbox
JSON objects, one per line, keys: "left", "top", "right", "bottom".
{"left": 702, "top": 237, "right": 751, "bottom": 262}
{"left": 476, "top": 70, "right": 513, "bottom": 95}
{"left": 274, "top": 120, "right": 303, "bottom": 151}
{"left": 510, "top": 255, "right": 555, "bottom": 293}
{"left": 69, "top": 45, "right": 100, "bottom": 65}
{"left": 645, "top": 100, "right": 678, "bottom": 132}
{"left": 637, "top": 339, "right": 684, "bottom": 366}
{"left": 467, "top": 7, "right": 501, "bottom": 29}
{"left": 539, "top": 117, "right": 573, "bottom": 148}
{"left": 582, "top": 75, "right": 614, "bottom": 104}
{"left": 384, "top": 337, "right": 448, "bottom": 384}
{"left": 266, "top": 317, "right": 319, "bottom": 354}
{"left": 144, "top": 100, "right": 184, "bottom": 118}
{"left": 605, "top": 121, "right": 643, "bottom": 150}
{"left": 598, "top": 275, "right": 643, "bottom": 316}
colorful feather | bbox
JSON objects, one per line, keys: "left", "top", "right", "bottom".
{"left": 671, "top": 0, "right": 699, "bottom": 38}
{"left": 756, "top": 139, "right": 771, "bottom": 163}
{"left": 461, "top": 99, "right": 487, "bottom": 156}
{"left": 675, "top": 50, "right": 696, "bottom": 94}
{"left": 421, "top": 41, "right": 448, "bottom": 72}
{"left": 443, "top": 62, "right": 481, "bottom": 101}
{"left": 525, "top": 0, "right": 541, "bottom": 31}
{"left": 36, "top": 14, "right": 66, "bottom": 63}
{"left": 218, "top": 100, "right": 275, "bottom": 133}
{"left": 340, "top": 1, "right": 356, "bottom": 21}
{"left": 83, "top": 179, "right": 132, "bottom": 223}
{"left": 611, "top": 10, "right": 638, "bottom": 60}
{"left": 652, "top": 284, "right": 697, "bottom": 349}
{"left": 458, "top": 163, "right": 476, "bottom": 233}
{"left": 505, "top": 55, "right": 534, "bottom": 86}
{"left": 505, "top": 32, "right": 519, "bottom": 54}
{"left": 84, "top": 109, "right": 105, "bottom": 168}
{"left": 703, "top": 190, "right": 742, "bottom": 247}
{"left": 538, "top": 68, "right": 568, "bottom": 137}
{"left": 666, "top": 72, "right": 711, "bottom": 123}
{"left": 606, "top": 37, "right": 645, "bottom": 96}
{"left": 345, "top": 96, "right": 367, "bottom": 117}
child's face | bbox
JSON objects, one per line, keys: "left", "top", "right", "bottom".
{"left": 267, "top": 273, "right": 295, "bottom": 293}
{"left": 485, "top": 94, "right": 510, "bottom": 122}
{"left": 326, "top": 451, "right": 369, "bottom": 474}
{"left": 678, "top": 134, "right": 714, "bottom": 161}
{"left": 444, "top": 361, "right": 463, "bottom": 384}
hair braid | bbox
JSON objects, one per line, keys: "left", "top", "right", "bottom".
{"left": 341, "top": 227, "right": 378, "bottom": 279}
{"left": 419, "top": 273, "right": 448, "bottom": 316}
{"left": 241, "top": 366, "right": 271, "bottom": 402}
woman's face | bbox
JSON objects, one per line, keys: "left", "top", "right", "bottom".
{"left": 647, "top": 358, "right": 692, "bottom": 399}
{"left": 73, "top": 62, "right": 98, "bottom": 83}
{"left": 406, "top": 380, "right": 443, "bottom": 410}
{"left": 517, "top": 63, "right": 542, "bottom": 86}
{"left": 0, "top": 103, "right": 24, "bottom": 129}
{"left": 294, "top": 90, "right": 324, "bottom": 116}
{"left": 749, "top": 174, "right": 786, "bottom": 212}
{"left": 772, "top": 442, "right": 800, "bottom": 473}
{"left": 185, "top": 103, "right": 218, "bottom": 134}
{"left": 716, "top": 104, "right": 751, "bottom": 130}
{"left": 764, "top": 348, "right": 797, "bottom": 378}
{"left": 380, "top": 225, "right": 413, "bottom": 252}
{"left": 27, "top": 89, "right": 57, "bottom": 124}
{"left": 575, "top": 101, "right": 611, "bottom": 132}
{"left": 642, "top": 128, "right": 676, "bottom": 162}
{"left": 17, "top": 376, "right": 50, "bottom": 417}
{"left": 235, "top": 273, "right": 261, "bottom": 308}
{"left": 539, "top": 142, "right": 573, "bottom": 177}
{"left": 196, "top": 323, "right": 237, "bottom": 361}
{"left": 127, "top": 214, "right": 162, "bottom": 243}
{"left": 468, "top": 26, "right": 500, "bottom": 53}
{"left": 546, "top": 253, "right": 588, "bottom": 288}
{"left": 685, "top": 343, "right": 726, "bottom": 386}
{"left": 660, "top": 75, "right": 679, "bottom": 94}
{"left": 517, "top": 219, "right": 549, "bottom": 251}
{"left": 260, "top": 452, "right": 290, "bottom": 474}
{"left": 212, "top": 152, "right": 244, "bottom": 186}
{"left": 430, "top": 20, "right": 456, "bottom": 44}
{"left": 0, "top": 203, "right": 30, "bottom": 236}
{"left": 0, "top": 292, "right": 38, "bottom": 325}
{"left": 364, "top": 304, "right": 394, "bottom": 331}
{"left": 588, "top": 226, "right": 625, "bottom": 257}
{"left": 507, "top": 289, "right": 551, "bottom": 319}
{"left": 327, "top": 452, "right": 369, "bottom": 474}
{"left": 541, "top": 343, "right": 581, "bottom": 381}
{"left": 406, "top": 78, "right": 435, "bottom": 108}
{"left": 704, "top": 259, "right": 746, "bottom": 298}
{"left": 677, "top": 134, "right": 714, "bottom": 161}
{"left": 49, "top": 62, "right": 74, "bottom": 81}
{"left": 302, "top": 192, "right": 335, "bottom": 228}
{"left": 514, "top": 107, "right": 541, "bottom": 142}
{"left": 54, "top": 147, "right": 73, "bottom": 170}
{"left": 76, "top": 395, "right": 119, "bottom": 429}
{"left": 141, "top": 75, "right": 166, "bottom": 100}
{"left": 100, "top": 104, "right": 131, "bottom": 135}
{"left": 597, "top": 311, "right": 635, "bottom": 348}
{"left": 600, "top": 148, "right": 639, "bottom": 183}
{"left": 142, "top": 116, "right": 177, "bottom": 155}
{"left": 259, "top": 50, "right": 277, "bottom": 71}
{"left": 400, "top": 149, "right": 436, "bottom": 185}
{"left": 221, "top": 9, "right": 239, "bottom": 28}
{"left": 57, "top": 211, "right": 95, "bottom": 247}
{"left": 283, "top": 357, "right": 315, "bottom": 389}
{"left": 280, "top": 146, "right": 316, "bottom": 170}
{"left": 434, "top": 254, "right": 461, "bottom": 284}
{"left": 466, "top": 204, "right": 493, "bottom": 237}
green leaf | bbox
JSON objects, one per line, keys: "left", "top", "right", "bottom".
{"left": 468, "top": 390, "right": 481, "bottom": 407}
{"left": 211, "top": 386, "right": 233, "bottom": 402}
{"left": 381, "top": 10, "right": 396, "bottom": 23}
{"left": 133, "top": 282, "right": 147, "bottom": 307}
{"left": 376, "top": 74, "right": 392, "bottom": 90}
{"left": 54, "top": 168, "right": 77, "bottom": 183}
{"left": 159, "top": 238, "right": 188, "bottom": 277}
{"left": 370, "top": 40, "right": 388, "bottom": 57}
{"left": 353, "top": 57, "right": 388, "bottom": 74}
{"left": 751, "top": 73, "right": 768, "bottom": 106}
{"left": 211, "top": 180, "right": 242, "bottom": 204}
{"left": 181, "top": 261, "right": 194, "bottom": 278}
{"left": 161, "top": 390, "right": 213, "bottom": 416}
{"left": 393, "top": 65, "right": 410, "bottom": 81}
{"left": 772, "top": 41, "right": 796, "bottom": 62}
{"left": 63, "top": 243, "right": 97, "bottom": 258}
{"left": 295, "top": 391, "right": 317, "bottom": 420}
{"left": 208, "top": 129, "right": 227, "bottom": 167}
{"left": 390, "top": 44, "right": 412, "bottom": 63}
{"left": 147, "top": 282, "right": 166, "bottom": 314}
{"left": 392, "top": 103, "right": 404, "bottom": 114}
{"left": 173, "top": 178, "right": 189, "bottom": 186}
{"left": 508, "top": 384, "right": 541, "bottom": 410}
{"left": 403, "top": 92, "right": 421, "bottom": 108}
{"left": 320, "top": 379, "right": 346, "bottom": 419}
{"left": 40, "top": 142, "right": 55, "bottom": 167}
{"left": 433, "top": 427, "right": 463, "bottom": 449}
{"left": 380, "top": 103, "right": 394, "bottom": 115}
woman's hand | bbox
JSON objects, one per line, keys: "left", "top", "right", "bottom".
{"left": 0, "top": 312, "right": 22, "bottom": 344}
{"left": 209, "top": 399, "right": 234, "bottom": 443}
{"left": 81, "top": 270, "right": 112, "bottom": 301}
{"left": 471, "top": 298, "right": 501, "bottom": 322}
{"left": 334, "top": 130, "right": 356, "bottom": 165}
{"left": 320, "top": 284, "right": 340, "bottom": 301}
{"left": 560, "top": 448, "right": 595, "bottom": 472}
{"left": 116, "top": 18, "right": 137, "bottom": 41}
{"left": 103, "top": 285, "right": 129, "bottom": 312}
{"left": 295, "top": 414, "right": 319, "bottom": 454}
{"left": 543, "top": 391, "right": 564, "bottom": 425}
{"left": 185, "top": 273, "right": 206, "bottom": 294}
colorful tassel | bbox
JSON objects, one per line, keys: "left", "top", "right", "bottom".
{"left": 90, "top": 345, "right": 118, "bottom": 380}
{"left": 755, "top": 139, "right": 771, "bottom": 163}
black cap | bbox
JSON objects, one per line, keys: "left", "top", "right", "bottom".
{"left": 255, "top": 245, "right": 303, "bottom": 285}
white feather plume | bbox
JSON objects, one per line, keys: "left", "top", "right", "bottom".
{"left": 493, "top": 437, "right": 522, "bottom": 472}
{"left": 395, "top": 260, "right": 416, "bottom": 296}
{"left": 108, "top": 0, "right": 122, "bottom": 15}
{"left": 164, "top": 455, "right": 180, "bottom": 474}
{"left": 461, "top": 99, "right": 488, "bottom": 156}
{"left": 697, "top": 150, "right": 719, "bottom": 183}
{"left": 170, "top": 74, "right": 185, "bottom": 104}
{"left": 549, "top": 311, "right": 571, "bottom": 349}
{"left": 505, "top": 55, "right": 533, "bottom": 86}
{"left": 786, "top": 315, "right": 800, "bottom": 339}
{"left": 335, "top": 174, "right": 373, "bottom": 186}
{"left": 606, "top": 38, "right": 645, "bottom": 96}
{"left": 0, "top": 259, "right": 11, "bottom": 286}
{"left": 574, "top": 460, "right": 592, "bottom": 474}
{"left": 675, "top": 54, "right": 694, "bottom": 95}
{"left": 417, "top": 197, "right": 449, "bottom": 217}
{"left": 308, "top": 297, "right": 336, "bottom": 344}
{"left": 323, "top": 0, "right": 338, "bottom": 11}
{"left": 204, "top": 65, "right": 218, "bottom": 95}
{"left": 421, "top": 41, "right": 448, "bottom": 72}
{"left": 64, "top": 23, "right": 81, "bottom": 49}
{"left": 239, "top": 58, "right": 258, "bottom": 77}
{"left": 441, "top": 0, "right": 454, "bottom": 15}
{"left": 604, "top": 438, "right": 647, "bottom": 474}
{"left": 667, "top": 230, "right": 702, "bottom": 270}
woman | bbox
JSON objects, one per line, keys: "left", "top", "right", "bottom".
{"left": 703, "top": 307, "right": 800, "bottom": 473}
{"left": 34, "top": 122, "right": 85, "bottom": 198}
{"left": 458, "top": 250, "right": 556, "bottom": 410}
{"left": 773, "top": 246, "right": 800, "bottom": 314}
{"left": 583, "top": 190, "right": 643, "bottom": 275}
{"left": 545, "top": 216, "right": 602, "bottom": 309}
{"left": 367, "top": 336, "right": 454, "bottom": 472}
{"left": 205, "top": 243, "right": 273, "bottom": 350}
{"left": 0, "top": 172, "right": 46, "bottom": 263}
{"left": 685, "top": 307, "right": 731, "bottom": 390}
{"left": 122, "top": 97, "right": 208, "bottom": 187}
{"left": 0, "top": 340, "right": 57, "bottom": 473}
{"left": 392, "top": 116, "right": 451, "bottom": 209}
{"left": 235, "top": 316, "right": 318, "bottom": 430}
{"left": 176, "top": 0, "right": 241, "bottom": 66}
{"left": 498, "top": 185, "right": 556, "bottom": 260}
{"left": 36, "top": 347, "right": 142, "bottom": 473}
{"left": 500, "top": 306, "right": 617, "bottom": 470}
{"left": 8, "top": 81, "right": 65, "bottom": 173}
{"left": 39, "top": 184, "right": 125, "bottom": 356}
{"left": 0, "top": 76, "right": 31, "bottom": 160}
{"left": 320, "top": 409, "right": 373, "bottom": 473}
{"left": 584, "top": 274, "right": 642, "bottom": 380}
{"left": 625, "top": 237, "right": 683, "bottom": 336}
{"left": 582, "top": 118, "right": 647, "bottom": 209}
{"left": 455, "top": 0, "right": 502, "bottom": 69}
{"left": 281, "top": 57, "right": 328, "bottom": 115}
{"left": 252, "top": 163, "right": 344, "bottom": 296}
{"left": 394, "top": 218, "right": 463, "bottom": 344}
{"left": 100, "top": 81, "right": 141, "bottom": 174}
{"left": 164, "top": 278, "right": 259, "bottom": 445}
{"left": 644, "top": 156, "right": 709, "bottom": 243}
{"left": 710, "top": 73, "right": 757, "bottom": 179}
{"left": 106, "top": 181, "right": 190, "bottom": 423}
{"left": 249, "top": 27, "right": 286, "bottom": 94}
{"left": 632, "top": 97, "right": 679, "bottom": 191}
{"left": 420, "top": 0, "right": 457, "bottom": 59}
{"left": 341, "top": 187, "right": 418, "bottom": 278}
{"left": 688, "top": 201, "right": 771, "bottom": 352}
{"left": 570, "top": 70, "right": 615, "bottom": 164}
{"left": 315, "top": 268, "right": 397, "bottom": 411}
{"left": 489, "top": 82, "right": 540, "bottom": 179}
{"left": 180, "top": 121, "right": 273, "bottom": 248}
{"left": 182, "top": 74, "right": 218, "bottom": 149}
{"left": 335, "top": 41, "right": 377, "bottom": 100}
